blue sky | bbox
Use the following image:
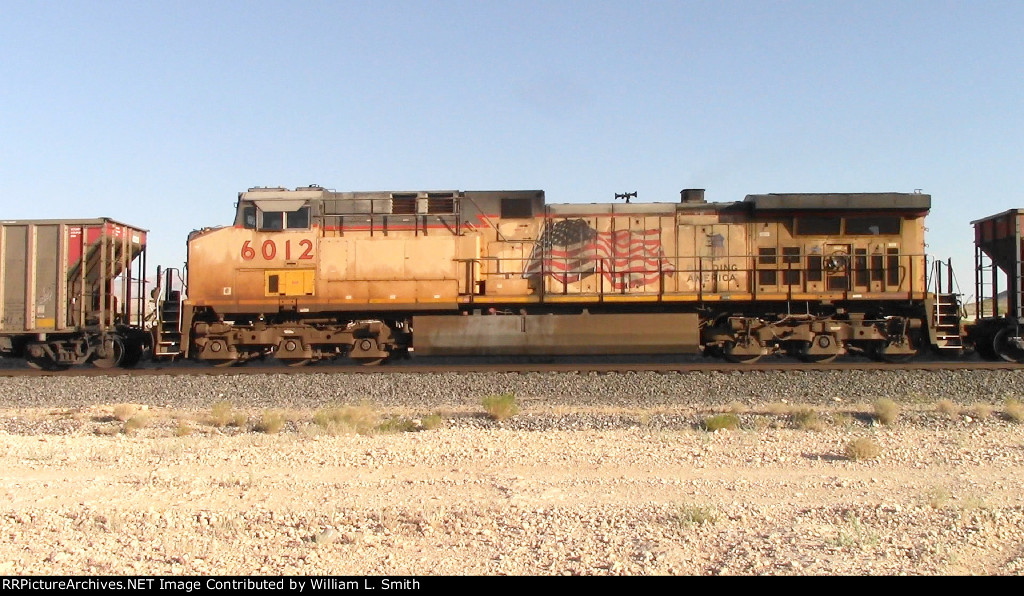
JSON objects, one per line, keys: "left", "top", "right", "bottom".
{"left": 2, "top": 0, "right": 1022, "bottom": 296}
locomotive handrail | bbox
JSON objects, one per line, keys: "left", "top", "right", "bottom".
{"left": 455, "top": 250, "right": 928, "bottom": 301}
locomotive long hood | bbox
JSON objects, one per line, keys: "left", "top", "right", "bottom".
{"left": 745, "top": 193, "right": 931, "bottom": 212}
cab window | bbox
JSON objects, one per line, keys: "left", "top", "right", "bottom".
{"left": 242, "top": 206, "right": 257, "bottom": 229}
{"left": 257, "top": 206, "right": 310, "bottom": 231}
{"left": 286, "top": 207, "right": 309, "bottom": 229}
{"left": 261, "top": 211, "right": 284, "bottom": 231}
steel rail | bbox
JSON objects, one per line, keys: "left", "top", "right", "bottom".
{"left": 0, "top": 359, "right": 1019, "bottom": 378}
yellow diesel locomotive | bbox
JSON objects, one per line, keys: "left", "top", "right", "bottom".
{"left": 153, "top": 185, "right": 962, "bottom": 365}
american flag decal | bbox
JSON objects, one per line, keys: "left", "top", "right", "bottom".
{"left": 522, "top": 219, "right": 675, "bottom": 290}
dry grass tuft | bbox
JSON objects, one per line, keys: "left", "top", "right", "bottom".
{"left": 112, "top": 404, "right": 137, "bottom": 422}
{"left": 703, "top": 413, "right": 740, "bottom": 432}
{"left": 726, "top": 401, "right": 750, "bottom": 415}
{"left": 174, "top": 421, "right": 194, "bottom": 437}
{"left": 313, "top": 404, "right": 380, "bottom": 435}
{"left": 376, "top": 416, "right": 419, "bottom": 433}
{"left": 482, "top": 393, "right": 519, "bottom": 421}
{"left": 970, "top": 403, "right": 993, "bottom": 419}
{"left": 253, "top": 410, "right": 285, "bottom": 434}
{"left": 935, "top": 399, "right": 960, "bottom": 418}
{"left": 1003, "top": 398, "right": 1024, "bottom": 423}
{"left": 123, "top": 414, "right": 150, "bottom": 435}
{"left": 671, "top": 504, "right": 718, "bottom": 527}
{"left": 844, "top": 437, "right": 882, "bottom": 461}
{"left": 209, "top": 401, "right": 234, "bottom": 428}
{"left": 420, "top": 413, "right": 444, "bottom": 430}
{"left": 927, "top": 487, "right": 951, "bottom": 509}
{"left": 791, "top": 406, "right": 825, "bottom": 431}
{"left": 765, "top": 402, "right": 792, "bottom": 416}
{"left": 831, "top": 412, "right": 855, "bottom": 428}
{"left": 873, "top": 399, "right": 900, "bottom": 425}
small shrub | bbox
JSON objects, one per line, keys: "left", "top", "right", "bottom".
{"left": 210, "top": 401, "right": 234, "bottom": 427}
{"left": 314, "top": 404, "right": 379, "bottom": 435}
{"left": 873, "top": 399, "right": 900, "bottom": 425}
{"left": 703, "top": 413, "right": 740, "bottom": 432}
{"left": 961, "top": 496, "right": 989, "bottom": 511}
{"left": 254, "top": 411, "right": 285, "bottom": 434}
{"left": 970, "top": 403, "right": 993, "bottom": 419}
{"left": 174, "top": 421, "right": 193, "bottom": 437}
{"left": 935, "top": 399, "right": 960, "bottom": 418}
{"left": 376, "top": 416, "right": 418, "bottom": 434}
{"left": 830, "top": 513, "right": 879, "bottom": 548}
{"left": 1004, "top": 398, "right": 1024, "bottom": 423}
{"left": 123, "top": 414, "right": 150, "bottom": 435}
{"left": 791, "top": 406, "right": 824, "bottom": 431}
{"left": 112, "top": 404, "right": 137, "bottom": 422}
{"left": 671, "top": 504, "right": 718, "bottom": 527}
{"left": 482, "top": 393, "right": 519, "bottom": 421}
{"left": 927, "top": 487, "right": 950, "bottom": 509}
{"left": 845, "top": 437, "right": 882, "bottom": 461}
{"left": 420, "top": 414, "right": 444, "bottom": 430}
{"left": 231, "top": 412, "right": 249, "bottom": 428}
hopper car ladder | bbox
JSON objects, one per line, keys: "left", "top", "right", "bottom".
{"left": 152, "top": 266, "right": 184, "bottom": 358}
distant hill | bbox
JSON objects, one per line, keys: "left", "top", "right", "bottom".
{"left": 962, "top": 290, "right": 1010, "bottom": 320}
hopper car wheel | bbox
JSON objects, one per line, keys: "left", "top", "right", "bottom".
{"left": 282, "top": 359, "right": 312, "bottom": 367}
{"left": 353, "top": 356, "right": 386, "bottom": 366}
{"left": 213, "top": 359, "right": 246, "bottom": 368}
{"left": 993, "top": 327, "right": 1024, "bottom": 363}
{"left": 91, "top": 336, "right": 125, "bottom": 369}
{"left": 120, "top": 342, "right": 144, "bottom": 368}
{"left": 26, "top": 356, "right": 69, "bottom": 371}
{"left": 723, "top": 339, "right": 762, "bottom": 364}
{"left": 974, "top": 336, "right": 999, "bottom": 361}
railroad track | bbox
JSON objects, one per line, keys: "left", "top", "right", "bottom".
{"left": 0, "top": 358, "right": 1019, "bottom": 377}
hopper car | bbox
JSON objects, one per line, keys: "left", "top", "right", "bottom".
{"left": 967, "top": 209, "right": 1024, "bottom": 362}
{"left": 0, "top": 219, "right": 149, "bottom": 369}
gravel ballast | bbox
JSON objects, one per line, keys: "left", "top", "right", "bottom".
{"left": 1, "top": 369, "right": 1023, "bottom": 410}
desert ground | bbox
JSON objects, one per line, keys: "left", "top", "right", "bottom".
{"left": 1, "top": 397, "right": 1023, "bottom": 576}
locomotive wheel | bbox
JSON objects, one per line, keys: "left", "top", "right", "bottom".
{"left": 800, "top": 352, "right": 838, "bottom": 364}
{"left": 723, "top": 339, "right": 762, "bottom": 364}
{"left": 91, "top": 336, "right": 125, "bottom": 369}
{"left": 993, "top": 327, "right": 1024, "bottom": 363}
{"left": 880, "top": 351, "right": 916, "bottom": 364}
{"left": 796, "top": 339, "right": 839, "bottom": 364}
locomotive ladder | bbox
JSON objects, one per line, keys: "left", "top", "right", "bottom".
{"left": 153, "top": 267, "right": 184, "bottom": 358}
{"left": 929, "top": 258, "right": 964, "bottom": 350}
